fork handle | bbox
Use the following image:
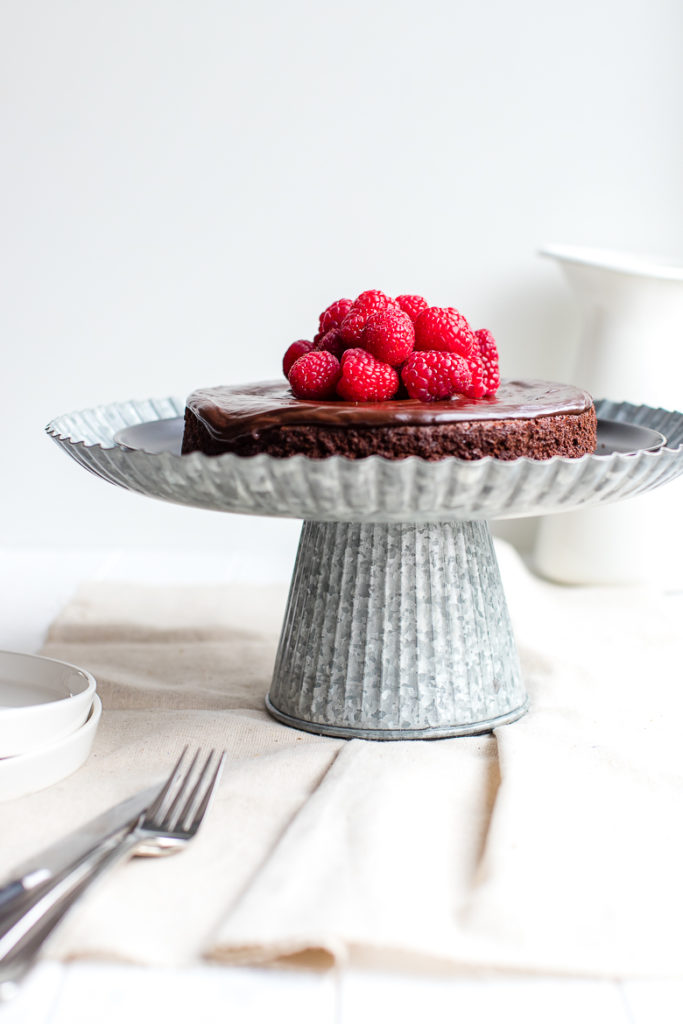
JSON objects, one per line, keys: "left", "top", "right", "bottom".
{"left": 0, "top": 830, "right": 141, "bottom": 1000}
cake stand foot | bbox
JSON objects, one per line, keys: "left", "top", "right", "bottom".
{"left": 270, "top": 524, "right": 528, "bottom": 741}
{"left": 267, "top": 520, "right": 527, "bottom": 740}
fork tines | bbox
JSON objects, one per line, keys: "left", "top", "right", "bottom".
{"left": 149, "top": 747, "right": 225, "bottom": 834}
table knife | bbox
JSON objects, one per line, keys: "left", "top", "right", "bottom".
{"left": 0, "top": 786, "right": 156, "bottom": 918}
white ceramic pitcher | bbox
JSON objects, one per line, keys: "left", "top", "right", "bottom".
{"left": 533, "top": 244, "right": 683, "bottom": 585}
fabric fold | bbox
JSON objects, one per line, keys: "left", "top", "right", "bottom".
{"left": 1, "top": 541, "right": 680, "bottom": 978}
{"left": 211, "top": 736, "right": 500, "bottom": 966}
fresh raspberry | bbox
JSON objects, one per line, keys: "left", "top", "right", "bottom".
{"left": 414, "top": 306, "right": 475, "bottom": 358}
{"left": 318, "top": 298, "right": 353, "bottom": 335}
{"left": 474, "top": 328, "right": 501, "bottom": 395}
{"left": 354, "top": 289, "right": 397, "bottom": 317}
{"left": 340, "top": 290, "right": 398, "bottom": 346}
{"left": 283, "top": 339, "right": 313, "bottom": 379}
{"left": 362, "top": 308, "right": 415, "bottom": 366}
{"left": 289, "top": 350, "right": 341, "bottom": 399}
{"left": 462, "top": 355, "right": 486, "bottom": 399}
{"left": 339, "top": 306, "right": 368, "bottom": 346}
{"left": 342, "top": 347, "right": 374, "bottom": 366}
{"left": 337, "top": 348, "right": 399, "bottom": 402}
{"left": 401, "top": 350, "right": 472, "bottom": 402}
{"left": 314, "top": 327, "right": 346, "bottom": 359}
{"left": 396, "top": 294, "right": 429, "bottom": 323}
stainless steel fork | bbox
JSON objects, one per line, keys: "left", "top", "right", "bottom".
{"left": 0, "top": 747, "right": 225, "bottom": 999}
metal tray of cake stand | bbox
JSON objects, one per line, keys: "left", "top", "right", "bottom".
{"left": 47, "top": 397, "right": 683, "bottom": 740}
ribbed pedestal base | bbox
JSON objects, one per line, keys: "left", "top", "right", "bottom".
{"left": 267, "top": 520, "right": 527, "bottom": 740}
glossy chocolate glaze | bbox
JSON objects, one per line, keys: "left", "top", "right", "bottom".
{"left": 186, "top": 379, "right": 594, "bottom": 444}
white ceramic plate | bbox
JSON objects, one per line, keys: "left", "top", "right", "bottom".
{"left": 0, "top": 695, "right": 102, "bottom": 802}
{"left": 0, "top": 650, "right": 96, "bottom": 758}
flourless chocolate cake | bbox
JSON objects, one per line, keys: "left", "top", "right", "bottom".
{"left": 181, "top": 379, "right": 597, "bottom": 461}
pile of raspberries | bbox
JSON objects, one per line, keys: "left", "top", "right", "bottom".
{"left": 282, "top": 290, "right": 500, "bottom": 403}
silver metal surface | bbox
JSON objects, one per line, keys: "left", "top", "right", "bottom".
{"left": 264, "top": 697, "right": 529, "bottom": 740}
{"left": 0, "top": 786, "right": 155, "bottom": 919}
{"left": 269, "top": 519, "right": 527, "bottom": 738}
{"left": 0, "top": 748, "right": 225, "bottom": 1000}
{"left": 46, "top": 398, "right": 683, "bottom": 523}
{"left": 44, "top": 395, "right": 683, "bottom": 742}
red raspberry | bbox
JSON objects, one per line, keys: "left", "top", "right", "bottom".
{"left": 396, "top": 294, "right": 428, "bottom": 323}
{"left": 354, "top": 289, "right": 397, "bottom": 317}
{"left": 337, "top": 348, "right": 399, "bottom": 402}
{"left": 342, "top": 347, "right": 374, "bottom": 366}
{"left": 401, "top": 350, "right": 472, "bottom": 402}
{"left": 474, "top": 328, "right": 501, "bottom": 395}
{"left": 318, "top": 298, "right": 353, "bottom": 335}
{"left": 340, "top": 290, "right": 398, "bottom": 346}
{"left": 314, "top": 327, "right": 346, "bottom": 359}
{"left": 339, "top": 306, "right": 368, "bottom": 346}
{"left": 362, "top": 308, "right": 415, "bottom": 366}
{"left": 462, "top": 355, "right": 486, "bottom": 399}
{"left": 414, "top": 306, "right": 475, "bottom": 358}
{"left": 283, "top": 339, "right": 313, "bottom": 379}
{"left": 289, "top": 350, "right": 341, "bottom": 399}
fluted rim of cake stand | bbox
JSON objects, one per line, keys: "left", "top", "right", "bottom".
{"left": 46, "top": 396, "right": 683, "bottom": 523}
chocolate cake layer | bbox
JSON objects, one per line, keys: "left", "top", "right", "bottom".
{"left": 181, "top": 379, "right": 597, "bottom": 461}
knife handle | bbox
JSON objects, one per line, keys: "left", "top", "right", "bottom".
{"left": 0, "top": 883, "right": 26, "bottom": 916}
{"left": 0, "top": 868, "right": 56, "bottom": 919}
{"left": 0, "top": 829, "right": 139, "bottom": 1001}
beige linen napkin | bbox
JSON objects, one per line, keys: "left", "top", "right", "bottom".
{"left": 2, "top": 544, "right": 682, "bottom": 977}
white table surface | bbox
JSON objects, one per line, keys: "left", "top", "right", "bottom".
{"left": 1, "top": 547, "right": 681, "bottom": 1024}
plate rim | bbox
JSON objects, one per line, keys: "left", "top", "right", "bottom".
{"left": 0, "top": 695, "right": 102, "bottom": 801}
{"left": 0, "top": 650, "right": 96, "bottom": 718}
{"left": 0, "top": 695, "right": 102, "bottom": 768}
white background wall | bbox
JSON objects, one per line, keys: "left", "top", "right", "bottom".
{"left": 2, "top": 0, "right": 682, "bottom": 566}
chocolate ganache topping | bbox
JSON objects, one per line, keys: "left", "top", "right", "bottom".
{"left": 186, "top": 379, "right": 593, "bottom": 445}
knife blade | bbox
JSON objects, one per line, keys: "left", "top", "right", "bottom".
{"left": 0, "top": 786, "right": 157, "bottom": 917}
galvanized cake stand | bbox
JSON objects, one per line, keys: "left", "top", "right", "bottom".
{"left": 47, "top": 397, "right": 683, "bottom": 740}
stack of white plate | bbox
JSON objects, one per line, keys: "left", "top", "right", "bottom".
{"left": 0, "top": 651, "right": 101, "bottom": 802}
